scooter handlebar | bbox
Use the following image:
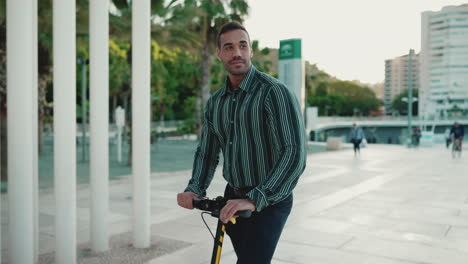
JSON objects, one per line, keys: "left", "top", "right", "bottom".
{"left": 192, "top": 197, "right": 252, "bottom": 218}
{"left": 210, "top": 210, "right": 252, "bottom": 218}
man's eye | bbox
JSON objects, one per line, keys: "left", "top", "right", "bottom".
{"left": 225, "top": 46, "right": 233, "bottom": 51}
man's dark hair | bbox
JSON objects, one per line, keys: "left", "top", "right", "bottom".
{"left": 216, "top": 21, "right": 250, "bottom": 48}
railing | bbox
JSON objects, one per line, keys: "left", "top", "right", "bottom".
{"left": 316, "top": 115, "right": 468, "bottom": 123}
{"left": 42, "top": 120, "right": 186, "bottom": 137}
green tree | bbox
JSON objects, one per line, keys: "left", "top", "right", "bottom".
{"left": 177, "top": 0, "right": 249, "bottom": 136}
{"left": 328, "top": 81, "right": 380, "bottom": 116}
{"left": 251, "top": 40, "right": 272, "bottom": 74}
{"left": 307, "top": 80, "right": 380, "bottom": 116}
{"left": 108, "top": 39, "right": 131, "bottom": 119}
{"left": 308, "top": 93, "right": 346, "bottom": 116}
{"left": 315, "top": 82, "right": 329, "bottom": 96}
{"left": 149, "top": 39, "right": 201, "bottom": 123}
{"left": 0, "top": 20, "right": 5, "bottom": 181}
{"left": 305, "top": 61, "right": 331, "bottom": 98}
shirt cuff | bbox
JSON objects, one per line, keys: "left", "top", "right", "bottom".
{"left": 246, "top": 187, "right": 269, "bottom": 212}
{"left": 184, "top": 185, "right": 205, "bottom": 197}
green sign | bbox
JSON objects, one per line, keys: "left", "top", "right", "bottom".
{"left": 279, "top": 39, "right": 302, "bottom": 60}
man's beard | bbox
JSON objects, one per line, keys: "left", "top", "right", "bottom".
{"left": 225, "top": 59, "right": 250, "bottom": 76}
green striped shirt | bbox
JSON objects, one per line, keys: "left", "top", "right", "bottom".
{"left": 185, "top": 66, "right": 306, "bottom": 211}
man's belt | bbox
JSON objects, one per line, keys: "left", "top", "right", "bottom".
{"left": 227, "top": 185, "right": 255, "bottom": 198}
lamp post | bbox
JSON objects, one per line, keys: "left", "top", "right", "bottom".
{"left": 405, "top": 49, "right": 415, "bottom": 145}
{"left": 78, "top": 57, "right": 88, "bottom": 161}
{"left": 353, "top": 107, "right": 360, "bottom": 117}
{"left": 402, "top": 96, "right": 418, "bottom": 145}
{"left": 151, "top": 96, "right": 160, "bottom": 143}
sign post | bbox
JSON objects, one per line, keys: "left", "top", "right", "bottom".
{"left": 278, "top": 39, "right": 306, "bottom": 116}
{"left": 115, "top": 106, "right": 125, "bottom": 163}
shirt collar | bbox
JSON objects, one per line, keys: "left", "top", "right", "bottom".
{"left": 221, "top": 65, "right": 257, "bottom": 96}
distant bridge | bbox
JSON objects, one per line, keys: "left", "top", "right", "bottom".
{"left": 307, "top": 116, "right": 467, "bottom": 144}
{"left": 310, "top": 116, "right": 466, "bottom": 132}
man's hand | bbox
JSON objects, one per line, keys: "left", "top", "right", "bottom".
{"left": 177, "top": 192, "right": 199, "bottom": 209}
{"left": 219, "top": 199, "right": 256, "bottom": 223}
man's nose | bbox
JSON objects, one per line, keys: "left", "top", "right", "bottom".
{"left": 232, "top": 46, "right": 242, "bottom": 57}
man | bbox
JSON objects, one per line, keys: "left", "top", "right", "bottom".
{"left": 412, "top": 127, "right": 421, "bottom": 147}
{"left": 177, "top": 21, "right": 306, "bottom": 263}
{"left": 450, "top": 121, "right": 464, "bottom": 150}
{"left": 349, "top": 123, "right": 364, "bottom": 155}
{"left": 444, "top": 128, "right": 452, "bottom": 149}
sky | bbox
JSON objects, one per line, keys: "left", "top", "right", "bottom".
{"left": 244, "top": 0, "right": 468, "bottom": 84}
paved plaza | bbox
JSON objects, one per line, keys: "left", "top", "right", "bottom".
{"left": 2, "top": 142, "right": 468, "bottom": 263}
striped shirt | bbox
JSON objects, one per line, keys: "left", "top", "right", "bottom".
{"left": 185, "top": 65, "right": 306, "bottom": 211}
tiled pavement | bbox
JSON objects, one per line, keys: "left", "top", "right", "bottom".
{"left": 2, "top": 143, "right": 468, "bottom": 263}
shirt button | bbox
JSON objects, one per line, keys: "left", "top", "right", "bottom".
{"left": 233, "top": 98, "right": 236, "bottom": 102}
{"left": 230, "top": 142, "right": 233, "bottom": 145}
{"left": 230, "top": 120, "right": 234, "bottom": 124}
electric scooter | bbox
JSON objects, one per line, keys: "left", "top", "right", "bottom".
{"left": 192, "top": 196, "right": 252, "bottom": 264}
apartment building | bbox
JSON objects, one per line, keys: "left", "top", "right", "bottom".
{"left": 384, "top": 52, "right": 419, "bottom": 114}
{"left": 420, "top": 4, "right": 468, "bottom": 117}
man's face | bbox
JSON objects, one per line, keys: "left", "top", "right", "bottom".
{"left": 216, "top": 29, "right": 253, "bottom": 76}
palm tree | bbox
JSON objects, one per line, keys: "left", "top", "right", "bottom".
{"left": 169, "top": 0, "right": 248, "bottom": 136}
{"left": 198, "top": 0, "right": 248, "bottom": 108}
{"left": 0, "top": 19, "right": 6, "bottom": 181}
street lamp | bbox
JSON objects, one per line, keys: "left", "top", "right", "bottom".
{"left": 353, "top": 107, "right": 360, "bottom": 117}
{"left": 77, "top": 57, "right": 89, "bottom": 161}
{"left": 401, "top": 97, "right": 418, "bottom": 103}
{"left": 325, "top": 105, "right": 330, "bottom": 116}
{"left": 402, "top": 96, "right": 418, "bottom": 145}
{"left": 404, "top": 49, "right": 415, "bottom": 146}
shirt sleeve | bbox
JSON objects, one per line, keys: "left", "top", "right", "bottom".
{"left": 246, "top": 84, "right": 307, "bottom": 212}
{"left": 184, "top": 99, "right": 221, "bottom": 197}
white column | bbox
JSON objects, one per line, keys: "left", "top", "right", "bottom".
{"left": 132, "top": 0, "right": 151, "bottom": 248}
{"left": 33, "top": 0, "right": 39, "bottom": 261}
{"left": 53, "top": 0, "right": 77, "bottom": 262}
{"left": 0, "top": 144, "right": 1, "bottom": 264}
{"left": 90, "top": 0, "right": 110, "bottom": 252}
{"left": 7, "top": 0, "right": 35, "bottom": 263}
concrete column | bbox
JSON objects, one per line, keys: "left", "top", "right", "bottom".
{"left": 7, "top": 0, "right": 35, "bottom": 263}
{"left": 90, "top": 0, "right": 110, "bottom": 252}
{"left": 132, "top": 0, "right": 151, "bottom": 248}
{"left": 33, "top": 0, "right": 39, "bottom": 261}
{"left": 53, "top": 0, "right": 77, "bottom": 262}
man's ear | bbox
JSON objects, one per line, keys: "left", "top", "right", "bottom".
{"left": 216, "top": 48, "right": 221, "bottom": 60}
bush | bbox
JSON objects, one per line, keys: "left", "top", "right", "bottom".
{"left": 177, "top": 118, "right": 198, "bottom": 134}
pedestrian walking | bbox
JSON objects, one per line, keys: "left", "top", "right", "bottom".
{"left": 349, "top": 123, "right": 364, "bottom": 155}
{"left": 444, "top": 128, "right": 451, "bottom": 149}
{"left": 450, "top": 121, "right": 464, "bottom": 158}
{"left": 412, "top": 127, "right": 421, "bottom": 147}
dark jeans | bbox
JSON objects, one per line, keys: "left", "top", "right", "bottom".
{"left": 224, "top": 185, "right": 293, "bottom": 264}
{"left": 352, "top": 138, "right": 362, "bottom": 152}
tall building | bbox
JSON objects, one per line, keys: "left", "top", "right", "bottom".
{"left": 384, "top": 52, "right": 419, "bottom": 114}
{"left": 371, "top": 82, "right": 384, "bottom": 101}
{"left": 420, "top": 4, "right": 468, "bottom": 117}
